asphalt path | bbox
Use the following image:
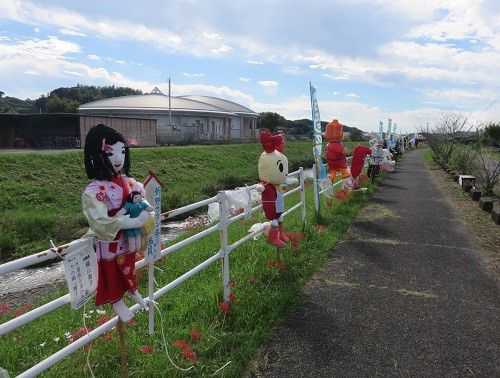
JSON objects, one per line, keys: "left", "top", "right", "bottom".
{"left": 250, "top": 150, "right": 499, "bottom": 377}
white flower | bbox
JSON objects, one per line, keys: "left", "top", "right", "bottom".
{"left": 64, "top": 332, "right": 71, "bottom": 338}
{"left": 83, "top": 313, "right": 91, "bottom": 319}
{"left": 53, "top": 337, "right": 60, "bottom": 342}
{"left": 39, "top": 342, "right": 46, "bottom": 347}
{"left": 96, "top": 309, "right": 106, "bottom": 315}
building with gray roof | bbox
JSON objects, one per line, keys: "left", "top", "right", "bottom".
{"left": 78, "top": 89, "right": 258, "bottom": 144}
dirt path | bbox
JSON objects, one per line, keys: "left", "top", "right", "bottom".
{"left": 249, "top": 150, "right": 499, "bottom": 377}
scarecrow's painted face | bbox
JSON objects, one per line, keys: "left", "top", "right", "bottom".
{"left": 258, "top": 150, "right": 289, "bottom": 185}
{"left": 132, "top": 193, "right": 142, "bottom": 203}
{"left": 105, "top": 141, "right": 126, "bottom": 173}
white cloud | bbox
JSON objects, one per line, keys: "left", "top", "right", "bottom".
{"left": 258, "top": 80, "right": 278, "bottom": 95}
{"left": 87, "top": 54, "right": 100, "bottom": 60}
{"left": 281, "top": 66, "right": 303, "bottom": 75}
{"left": 332, "top": 91, "right": 341, "bottom": 96}
{"left": 182, "top": 72, "right": 205, "bottom": 77}
{"left": 258, "top": 80, "right": 278, "bottom": 88}
{"left": 34, "top": 27, "right": 40, "bottom": 33}
{"left": 59, "top": 28, "right": 86, "bottom": 37}
{"left": 0, "top": 36, "right": 252, "bottom": 102}
{"left": 0, "top": 0, "right": 233, "bottom": 58}
{"left": 323, "top": 73, "right": 350, "bottom": 80}
{"left": 63, "top": 70, "right": 84, "bottom": 77}
{"left": 346, "top": 93, "right": 359, "bottom": 98}
{"left": 250, "top": 95, "right": 443, "bottom": 132}
{"left": 246, "top": 60, "right": 265, "bottom": 65}
{"left": 239, "top": 76, "right": 251, "bottom": 82}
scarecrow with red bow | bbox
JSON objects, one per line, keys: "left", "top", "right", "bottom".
{"left": 255, "top": 130, "right": 289, "bottom": 248}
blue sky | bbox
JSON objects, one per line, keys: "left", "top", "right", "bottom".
{"left": 0, "top": 0, "right": 498, "bottom": 132}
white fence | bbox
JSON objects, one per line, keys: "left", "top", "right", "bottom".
{"left": 0, "top": 168, "right": 307, "bottom": 377}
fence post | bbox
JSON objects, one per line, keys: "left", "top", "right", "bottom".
{"left": 217, "top": 191, "right": 230, "bottom": 302}
{"left": 299, "top": 167, "right": 306, "bottom": 226}
{"left": 312, "top": 164, "right": 320, "bottom": 213}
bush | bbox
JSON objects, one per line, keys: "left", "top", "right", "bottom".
{"left": 450, "top": 147, "right": 478, "bottom": 175}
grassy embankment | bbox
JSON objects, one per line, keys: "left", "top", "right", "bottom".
{"left": 0, "top": 141, "right": 383, "bottom": 377}
{"left": 1, "top": 141, "right": 361, "bottom": 262}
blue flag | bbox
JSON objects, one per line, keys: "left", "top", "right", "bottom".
{"left": 310, "top": 83, "right": 327, "bottom": 179}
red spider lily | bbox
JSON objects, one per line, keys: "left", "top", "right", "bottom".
{"left": 173, "top": 339, "right": 191, "bottom": 349}
{"left": 276, "top": 261, "right": 287, "bottom": 272}
{"left": 127, "top": 319, "right": 135, "bottom": 326}
{"left": 190, "top": 329, "right": 202, "bottom": 343}
{"left": 219, "top": 301, "right": 231, "bottom": 314}
{"left": 139, "top": 345, "right": 154, "bottom": 355}
{"left": 102, "top": 332, "right": 113, "bottom": 342}
{"left": 247, "top": 275, "right": 257, "bottom": 284}
{"left": 96, "top": 316, "right": 110, "bottom": 327}
{"left": 284, "top": 232, "right": 305, "bottom": 252}
{"left": 181, "top": 348, "right": 198, "bottom": 362}
{"left": 136, "top": 272, "right": 145, "bottom": 280}
{"left": 11, "top": 304, "right": 31, "bottom": 318}
{"left": 21, "top": 303, "right": 32, "bottom": 312}
{"left": 0, "top": 303, "right": 10, "bottom": 314}
{"left": 326, "top": 199, "right": 334, "bottom": 208}
{"left": 12, "top": 309, "right": 22, "bottom": 318}
{"left": 315, "top": 223, "right": 326, "bottom": 231}
{"left": 228, "top": 294, "right": 237, "bottom": 303}
{"left": 266, "top": 259, "right": 275, "bottom": 269}
{"left": 334, "top": 189, "right": 351, "bottom": 200}
{"left": 304, "top": 182, "right": 313, "bottom": 189}
{"left": 69, "top": 327, "right": 91, "bottom": 343}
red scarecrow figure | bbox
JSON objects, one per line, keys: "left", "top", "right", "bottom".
{"left": 325, "top": 119, "right": 350, "bottom": 181}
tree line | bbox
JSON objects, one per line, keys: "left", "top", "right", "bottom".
{"left": 0, "top": 85, "right": 142, "bottom": 114}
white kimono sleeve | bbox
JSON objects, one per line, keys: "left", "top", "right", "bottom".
{"left": 82, "top": 191, "right": 124, "bottom": 241}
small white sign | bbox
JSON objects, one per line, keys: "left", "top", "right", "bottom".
{"left": 144, "top": 173, "right": 163, "bottom": 264}
{"left": 63, "top": 239, "right": 98, "bottom": 310}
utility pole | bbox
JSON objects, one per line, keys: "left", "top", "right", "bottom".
{"left": 168, "top": 77, "right": 172, "bottom": 126}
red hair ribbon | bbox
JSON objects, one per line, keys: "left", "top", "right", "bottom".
{"left": 125, "top": 138, "right": 137, "bottom": 147}
{"left": 101, "top": 139, "right": 112, "bottom": 153}
{"left": 259, "top": 131, "right": 285, "bottom": 153}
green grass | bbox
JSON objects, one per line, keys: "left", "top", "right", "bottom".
{"left": 0, "top": 168, "right": 383, "bottom": 377}
{"left": 0, "top": 141, "right": 366, "bottom": 262}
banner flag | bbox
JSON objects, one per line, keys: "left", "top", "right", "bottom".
{"left": 310, "top": 83, "right": 327, "bottom": 180}
{"left": 387, "top": 118, "right": 392, "bottom": 135}
{"left": 379, "top": 121, "right": 384, "bottom": 139}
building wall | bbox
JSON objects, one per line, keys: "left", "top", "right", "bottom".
{"left": 79, "top": 109, "right": 257, "bottom": 145}
{"left": 79, "top": 115, "right": 157, "bottom": 147}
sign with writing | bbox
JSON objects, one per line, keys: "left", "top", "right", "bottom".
{"left": 144, "top": 171, "right": 164, "bottom": 264}
{"left": 310, "top": 83, "right": 327, "bottom": 180}
{"left": 63, "top": 239, "right": 98, "bottom": 310}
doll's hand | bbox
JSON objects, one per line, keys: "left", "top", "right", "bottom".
{"left": 120, "top": 211, "right": 150, "bottom": 229}
{"left": 255, "top": 184, "right": 265, "bottom": 193}
{"left": 115, "top": 208, "right": 127, "bottom": 216}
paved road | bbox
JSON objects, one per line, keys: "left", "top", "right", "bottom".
{"left": 251, "top": 150, "right": 499, "bottom": 377}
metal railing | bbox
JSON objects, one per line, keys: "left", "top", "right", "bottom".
{"left": 0, "top": 168, "right": 307, "bottom": 377}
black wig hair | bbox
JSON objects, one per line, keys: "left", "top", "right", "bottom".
{"left": 84, "top": 124, "right": 130, "bottom": 180}
{"left": 126, "top": 190, "right": 142, "bottom": 203}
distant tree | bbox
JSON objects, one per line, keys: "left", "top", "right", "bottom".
{"left": 45, "top": 94, "right": 80, "bottom": 113}
{"left": 0, "top": 91, "right": 4, "bottom": 98}
{"left": 349, "top": 128, "right": 365, "bottom": 141}
{"left": 483, "top": 123, "right": 500, "bottom": 147}
{"left": 257, "top": 112, "right": 286, "bottom": 132}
